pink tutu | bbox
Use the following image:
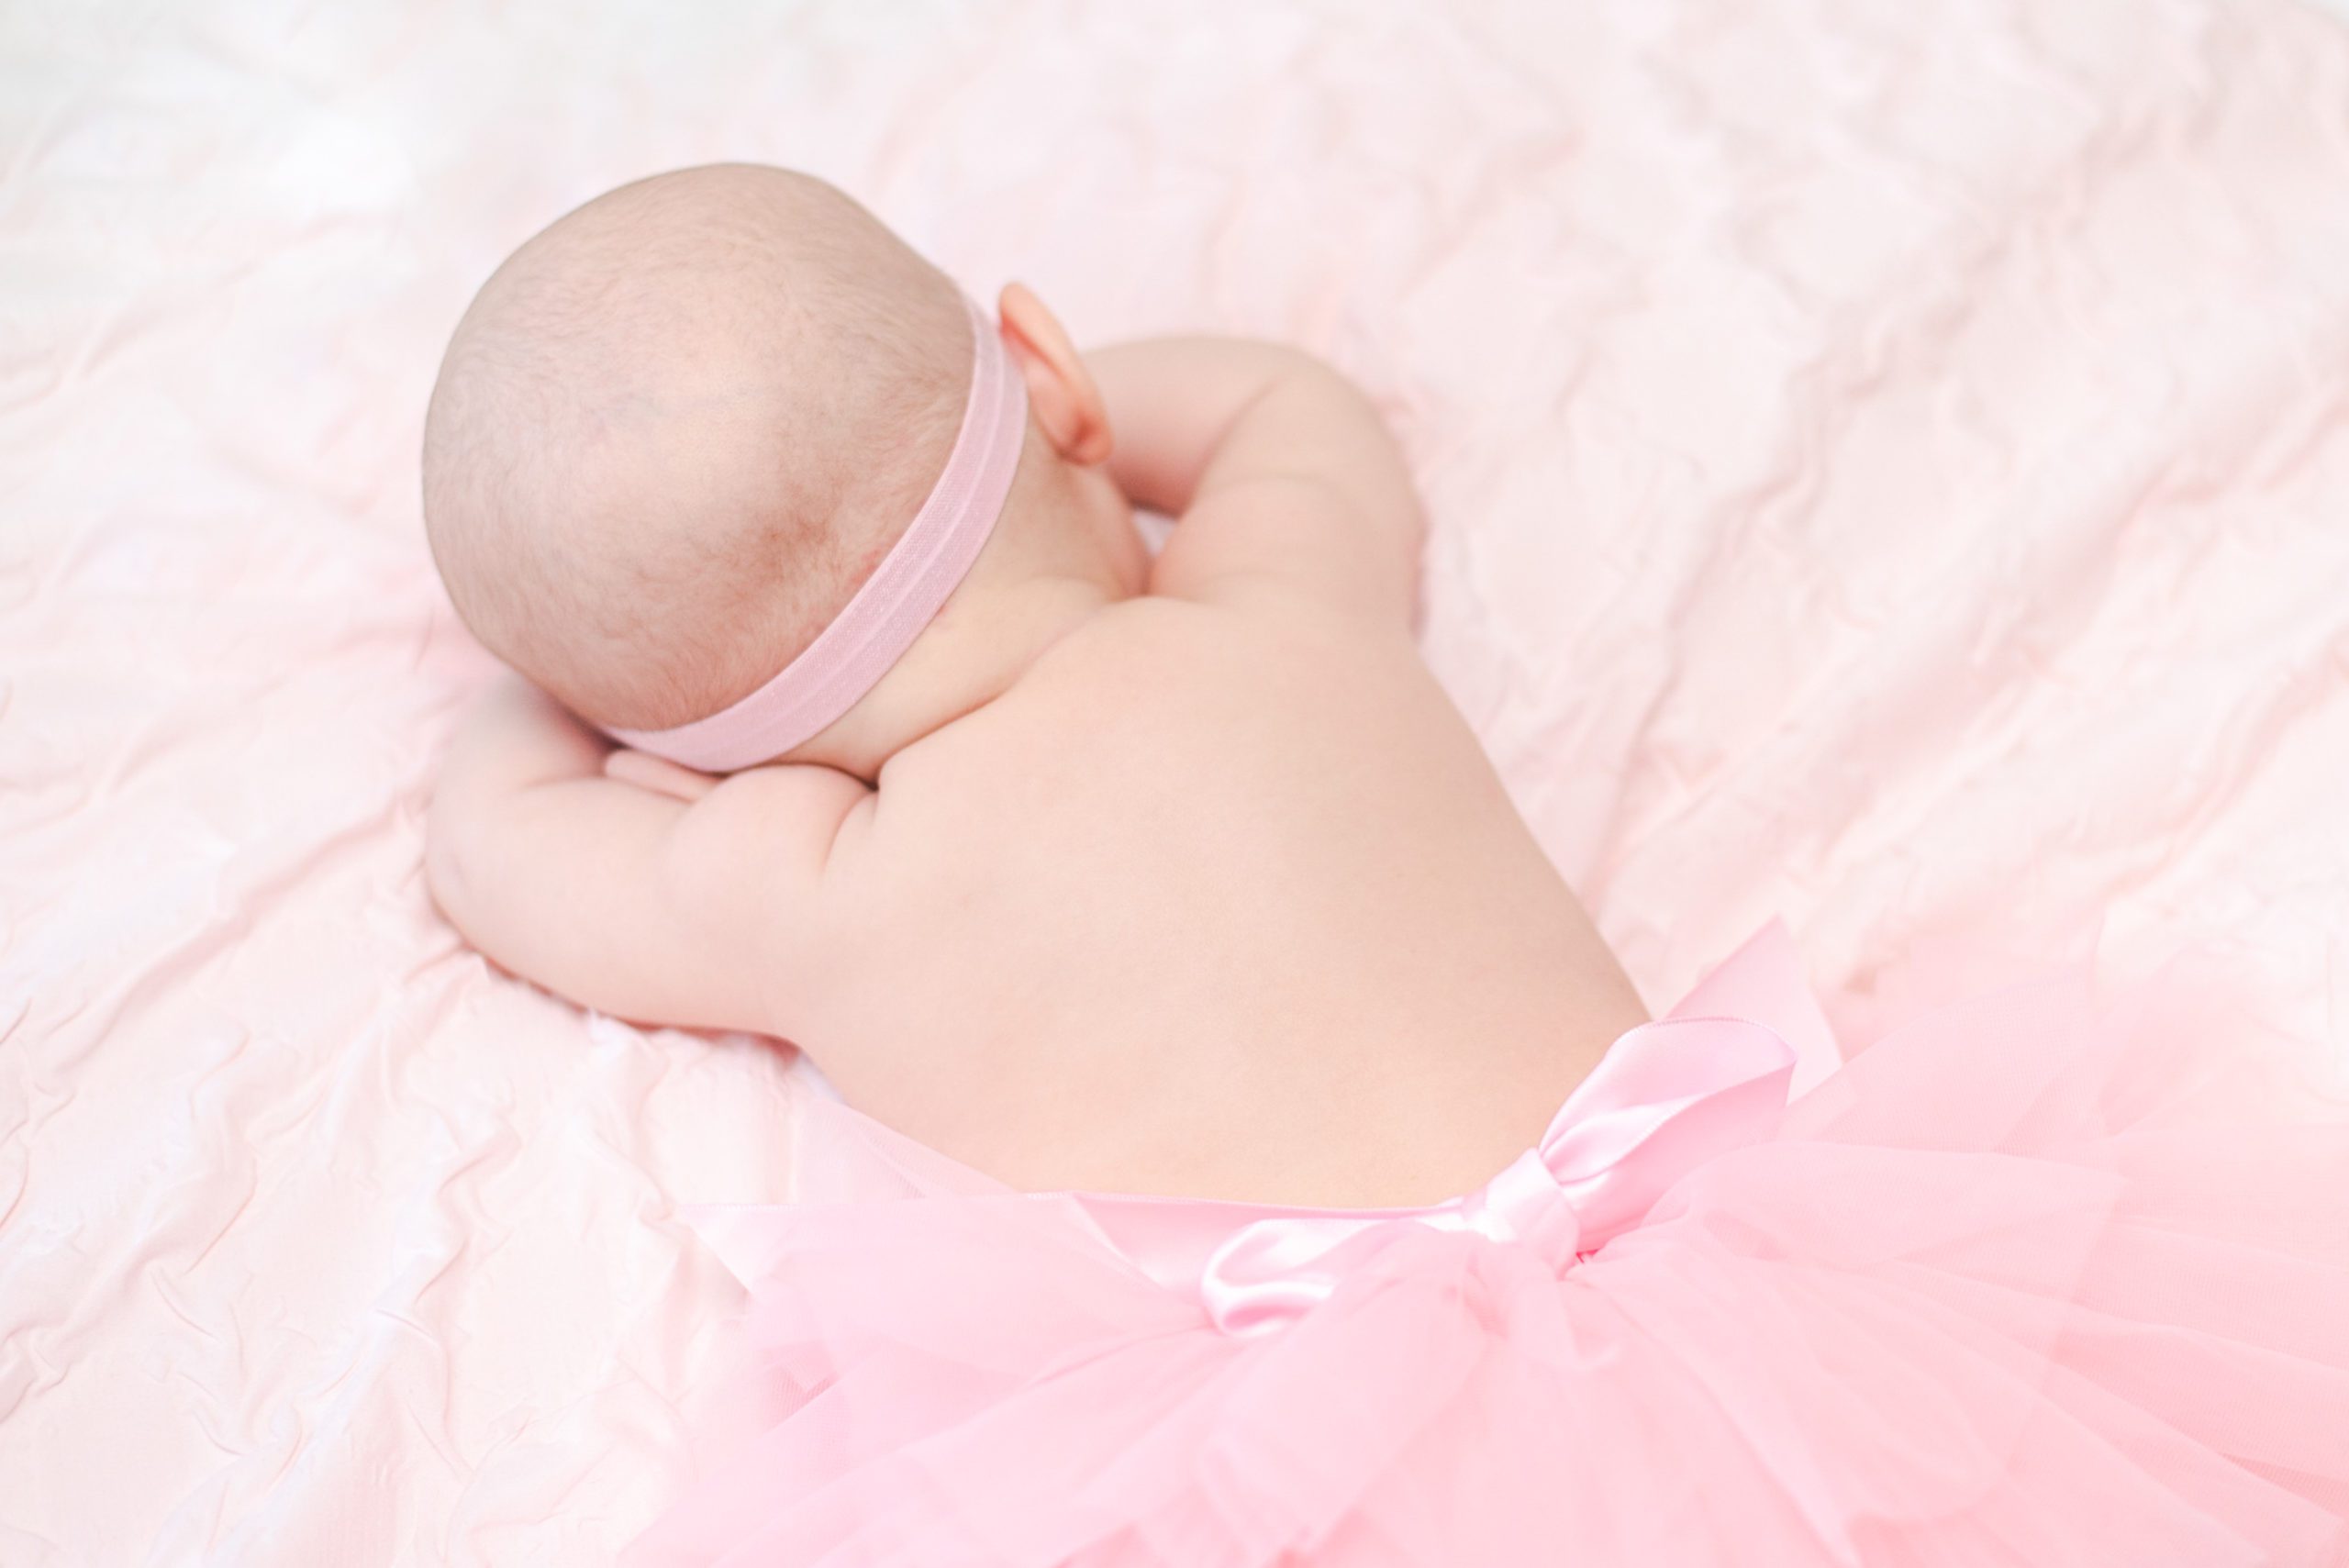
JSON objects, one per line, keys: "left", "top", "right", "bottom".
{"left": 627, "top": 925, "right": 2349, "bottom": 1566}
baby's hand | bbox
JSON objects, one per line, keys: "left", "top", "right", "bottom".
{"left": 603, "top": 747, "right": 719, "bottom": 803}
{"left": 425, "top": 672, "right": 871, "bottom": 1034}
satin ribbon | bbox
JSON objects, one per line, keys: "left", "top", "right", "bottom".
{"left": 1079, "top": 1016, "right": 1798, "bottom": 1336}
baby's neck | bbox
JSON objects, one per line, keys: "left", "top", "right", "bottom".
{"left": 785, "top": 567, "right": 1128, "bottom": 783}
{"left": 780, "top": 461, "right": 1147, "bottom": 782}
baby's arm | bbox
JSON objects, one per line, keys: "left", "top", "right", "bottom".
{"left": 1084, "top": 339, "right": 1425, "bottom": 624}
{"left": 424, "top": 674, "right": 870, "bottom": 1033}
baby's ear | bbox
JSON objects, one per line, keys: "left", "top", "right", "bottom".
{"left": 998, "top": 283, "right": 1111, "bottom": 466}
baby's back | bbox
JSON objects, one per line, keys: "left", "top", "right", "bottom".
{"left": 789, "top": 594, "right": 1648, "bottom": 1207}
{"left": 422, "top": 314, "right": 1653, "bottom": 1209}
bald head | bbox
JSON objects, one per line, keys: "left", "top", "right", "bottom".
{"left": 422, "top": 164, "right": 975, "bottom": 728}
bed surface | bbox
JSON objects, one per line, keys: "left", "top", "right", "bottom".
{"left": 6, "top": 1, "right": 2349, "bottom": 1561}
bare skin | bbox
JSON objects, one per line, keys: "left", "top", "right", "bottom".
{"left": 428, "top": 285, "right": 1648, "bottom": 1208}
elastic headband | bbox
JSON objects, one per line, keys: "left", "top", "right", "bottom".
{"left": 606, "top": 293, "right": 1028, "bottom": 772}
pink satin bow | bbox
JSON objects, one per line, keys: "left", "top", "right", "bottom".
{"left": 1078, "top": 1016, "right": 1798, "bottom": 1336}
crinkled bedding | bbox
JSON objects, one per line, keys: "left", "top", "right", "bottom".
{"left": 5, "top": 0, "right": 2349, "bottom": 1562}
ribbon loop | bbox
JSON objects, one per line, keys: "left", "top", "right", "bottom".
{"left": 1133, "top": 1018, "right": 1798, "bottom": 1337}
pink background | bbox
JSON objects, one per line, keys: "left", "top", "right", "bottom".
{"left": 5, "top": 1, "right": 2349, "bottom": 1562}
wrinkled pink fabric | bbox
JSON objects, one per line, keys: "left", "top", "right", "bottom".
{"left": 6, "top": 1, "right": 2349, "bottom": 1563}
{"left": 623, "top": 926, "right": 2349, "bottom": 1567}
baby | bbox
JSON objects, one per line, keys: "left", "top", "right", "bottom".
{"left": 424, "top": 165, "right": 2349, "bottom": 1567}
{"left": 423, "top": 161, "right": 1647, "bottom": 1208}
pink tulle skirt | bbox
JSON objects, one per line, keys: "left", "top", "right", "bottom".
{"left": 626, "top": 927, "right": 2349, "bottom": 1566}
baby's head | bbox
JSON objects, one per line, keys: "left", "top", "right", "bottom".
{"left": 423, "top": 163, "right": 1137, "bottom": 769}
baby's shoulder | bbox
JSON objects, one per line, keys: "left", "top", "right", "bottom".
{"left": 885, "top": 590, "right": 1413, "bottom": 808}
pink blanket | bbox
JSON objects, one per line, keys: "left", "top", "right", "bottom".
{"left": 6, "top": 0, "right": 2348, "bottom": 1561}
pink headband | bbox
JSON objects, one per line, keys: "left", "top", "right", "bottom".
{"left": 605, "top": 293, "right": 1029, "bottom": 773}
